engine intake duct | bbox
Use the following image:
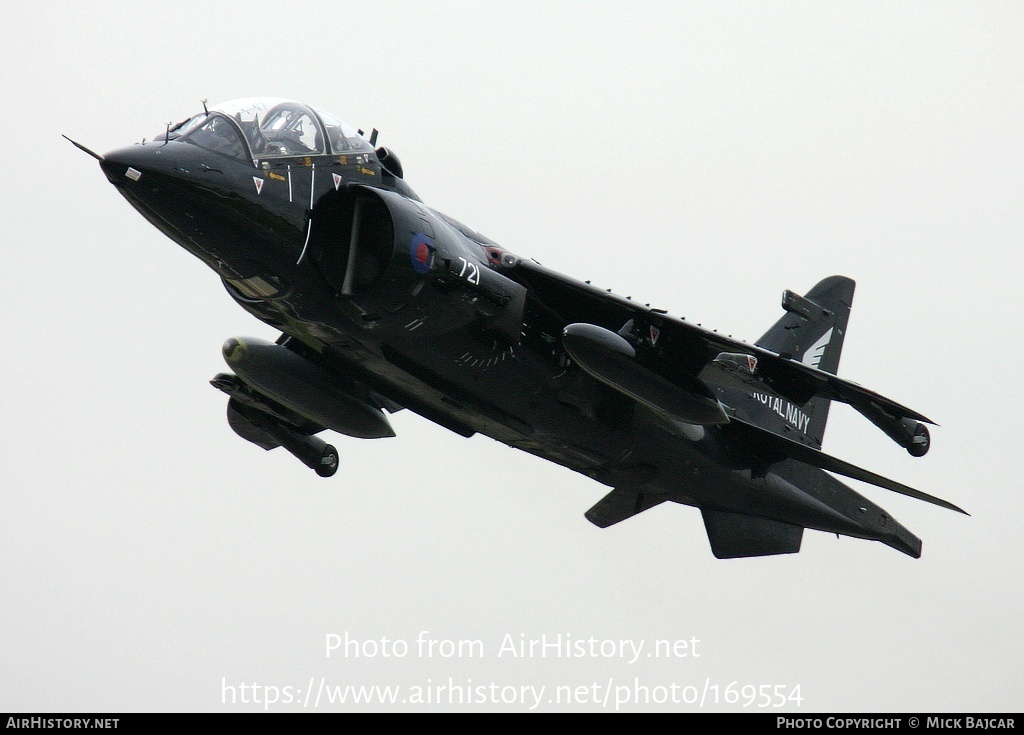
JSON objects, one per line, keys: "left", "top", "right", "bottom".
{"left": 308, "top": 187, "right": 394, "bottom": 296}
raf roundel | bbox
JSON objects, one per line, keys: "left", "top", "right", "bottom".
{"left": 409, "top": 232, "right": 434, "bottom": 275}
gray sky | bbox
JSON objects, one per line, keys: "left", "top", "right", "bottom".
{"left": 3, "top": 1, "right": 1022, "bottom": 712}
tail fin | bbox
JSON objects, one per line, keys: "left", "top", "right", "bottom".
{"left": 737, "top": 276, "right": 855, "bottom": 449}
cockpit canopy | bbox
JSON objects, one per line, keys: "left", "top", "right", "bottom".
{"left": 164, "top": 97, "right": 374, "bottom": 163}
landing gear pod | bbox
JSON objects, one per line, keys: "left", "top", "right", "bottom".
{"left": 879, "top": 415, "right": 931, "bottom": 457}
{"left": 851, "top": 402, "right": 933, "bottom": 457}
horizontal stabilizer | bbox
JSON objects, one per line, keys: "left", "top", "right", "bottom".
{"left": 724, "top": 416, "right": 967, "bottom": 515}
{"left": 585, "top": 488, "right": 665, "bottom": 528}
{"left": 701, "top": 509, "right": 803, "bottom": 558}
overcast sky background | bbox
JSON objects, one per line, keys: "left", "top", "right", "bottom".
{"left": 3, "top": 1, "right": 1022, "bottom": 712}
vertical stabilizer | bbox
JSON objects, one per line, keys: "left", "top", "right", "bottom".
{"left": 757, "top": 276, "right": 854, "bottom": 374}
{"left": 720, "top": 276, "right": 855, "bottom": 449}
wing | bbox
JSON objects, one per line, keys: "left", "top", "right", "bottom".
{"left": 512, "top": 259, "right": 933, "bottom": 446}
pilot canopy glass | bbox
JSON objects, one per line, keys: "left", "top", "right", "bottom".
{"left": 175, "top": 97, "right": 373, "bottom": 163}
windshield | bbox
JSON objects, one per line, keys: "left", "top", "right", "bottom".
{"left": 181, "top": 113, "right": 249, "bottom": 160}
{"left": 178, "top": 98, "right": 374, "bottom": 161}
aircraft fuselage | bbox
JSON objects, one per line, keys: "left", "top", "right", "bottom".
{"left": 93, "top": 98, "right": 935, "bottom": 558}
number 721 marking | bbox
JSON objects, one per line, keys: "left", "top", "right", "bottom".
{"left": 456, "top": 256, "right": 481, "bottom": 286}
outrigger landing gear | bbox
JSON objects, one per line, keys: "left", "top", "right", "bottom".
{"left": 907, "top": 422, "right": 930, "bottom": 458}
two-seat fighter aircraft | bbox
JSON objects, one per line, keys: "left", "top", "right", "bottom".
{"left": 70, "top": 97, "right": 965, "bottom": 559}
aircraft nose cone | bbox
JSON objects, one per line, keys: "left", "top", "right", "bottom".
{"left": 100, "top": 143, "right": 175, "bottom": 186}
